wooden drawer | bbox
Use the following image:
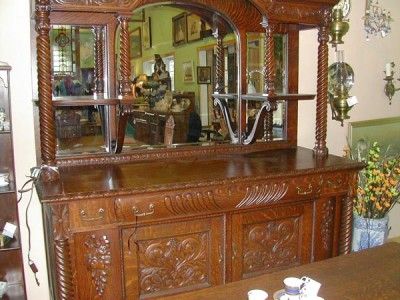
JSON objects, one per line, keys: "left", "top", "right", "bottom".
{"left": 69, "top": 198, "right": 117, "bottom": 230}
{"left": 114, "top": 194, "right": 170, "bottom": 223}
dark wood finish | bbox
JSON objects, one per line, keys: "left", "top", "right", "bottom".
{"left": 164, "top": 242, "right": 400, "bottom": 300}
{"left": 0, "top": 63, "right": 26, "bottom": 299}
{"left": 313, "top": 23, "right": 330, "bottom": 158}
{"left": 37, "top": 148, "right": 362, "bottom": 299}
{"left": 32, "top": 1, "right": 361, "bottom": 299}
{"left": 36, "top": 0, "right": 59, "bottom": 181}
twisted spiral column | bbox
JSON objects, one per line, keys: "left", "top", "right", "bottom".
{"left": 54, "top": 239, "right": 75, "bottom": 300}
{"left": 35, "top": 0, "right": 59, "bottom": 181}
{"left": 313, "top": 25, "right": 329, "bottom": 157}
{"left": 261, "top": 16, "right": 276, "bottom": 140}
{"left": 213, "top": 29, "right": 225, "bottom": 94}
{"left": 118, "top": 15, "right": 132, "bottom": 97}
{"left": 340, "top": 172, "right": 357, "bottom": 255}
{"left": 93, "top": 26, "right": 104, "bottom": 94}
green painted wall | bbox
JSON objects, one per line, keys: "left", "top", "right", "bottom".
{"left": 129, "top": 6, "right": 236, "bottom": 109}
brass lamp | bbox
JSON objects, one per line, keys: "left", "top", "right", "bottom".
{"left": 330, "top": 8, "right": 349, "bottom": 47}
{"left": 328, "top": 50, "right": 355, "bottom": 126}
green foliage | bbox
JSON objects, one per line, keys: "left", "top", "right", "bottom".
{"left": 352, "top": 141, "right": 400, "bottom": 219}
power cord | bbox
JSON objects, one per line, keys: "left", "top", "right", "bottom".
{"left": 17, "top": 167, "right": 42, "bottom": 286}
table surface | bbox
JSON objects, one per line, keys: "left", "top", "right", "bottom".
{"left": 161, "top": 242, "right": 400, "bottom": 300}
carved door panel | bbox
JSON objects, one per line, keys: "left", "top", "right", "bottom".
{"left": 313, "top": 195, "right": 343, "bottom": 261}
{"left": 123, "top": 216, "right": 224, "bottom": 299}
{"left": 231, "top": 202, "right": 313, "bottom": 281}
{"left": 73, "top": 228, "right": 122, "bottom": 300}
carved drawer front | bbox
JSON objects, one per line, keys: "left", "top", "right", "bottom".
{"left": 114, "top": 194, "right": 168, "bottom": 223}
{"left": 69, "top": 198, "right": 116, "bottom": 230}
{"left": 231, "top": 202, "right": 313, "bottom": 281}
{"left": 122, "top": 216, "right": 224, "bottom": 299}
{"left": 321, "top": 172, "right": 349, "bottom": 194}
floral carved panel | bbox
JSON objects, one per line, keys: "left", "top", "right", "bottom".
{"left": 137, "top": 233, "right": 209, "bottom": 295}
{"left": 243, "top": 217, "right": 300, "bottom": 274}
{"left": 85, "top": 234, "right": 112, "bottom": 296}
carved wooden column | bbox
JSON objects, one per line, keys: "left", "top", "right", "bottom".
{"left": 93, "top": 26, "right": 105, "bottom": 94}
{"left": 50, "top": 205, "right": 74, "bottom": 300}
{"left": 339, "top": 172, "right": 357, "bottom": 255}
{"left": 114, "top": 15, "right": 133, "bottom": 153}
{"left": 261, "top": 16, "right": 277, "bottom": 141}
{"left": 213, "top": 28, "right": 225, "bottom": 94}
{"left": 313, "top": 20, "right": 330, "bottom": 158}
{"left": 118, "top": 15, "right": 132, "bottom": 97}
{"left": 35, "top": 0, "right": 59, "bottom": 181}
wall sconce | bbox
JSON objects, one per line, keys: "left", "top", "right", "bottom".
{"left": 363, "top": 0, "right": 392, "bottom": 41}
{"left": 328, "top": 50, "right": 357, "bottom": 126}
{"left": 384, "top": 62, "right": 399, "bottom": 104}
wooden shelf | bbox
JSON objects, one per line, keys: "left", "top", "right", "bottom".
{"left": 212, "top": 93, "right": 316, "bottom": 101}
{"left": 52, "top": 95, "right": 120, "bottom": 107}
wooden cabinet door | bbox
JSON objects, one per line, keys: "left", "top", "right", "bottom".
{"left": 123, "top": 216, "right": 224, "bottom": 299}
{"left": 231, "top": 202, "right": 313, "bottom": 281}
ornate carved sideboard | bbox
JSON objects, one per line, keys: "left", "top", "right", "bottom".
{"left": 37, "top": 148, "right": 361, "bottom": 299}
{"left": 32, "top": 0, "right": 363, "bottom": 299}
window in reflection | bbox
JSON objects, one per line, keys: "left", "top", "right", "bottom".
{"left": 51, "top": 25, "right": 95, "bottom": 97}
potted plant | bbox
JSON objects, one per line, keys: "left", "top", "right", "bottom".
{"left": 351, "top": 141, "right": 400, "bottom": 251}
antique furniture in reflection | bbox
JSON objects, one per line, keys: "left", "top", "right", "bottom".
{"left": 33, "top": 0, "right": 363, "bottom": 299}
{"left": 129, "top": 92, "right": 195, "bottom": 144}
{"left": 163, "top": 243, "right": 400, "bottom": 300}
{"left": 0, "top": 62, "right": 26, "bottom": 299}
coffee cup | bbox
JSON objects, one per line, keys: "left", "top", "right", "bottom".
{"left": 283, "top": 277, "right": 303, "bottom": 299}
{"left": 248, "top": 289, "right": 268, "bottom": 300}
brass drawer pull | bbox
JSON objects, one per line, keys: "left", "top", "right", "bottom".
{"left": 80, "top": 208, "right": 105, "bottom": 221}
{"left": 132, "top": 203, "right": 155, "bottom": 217}
{"left": 296, "top": 183, "right": 313, "bottom": 195}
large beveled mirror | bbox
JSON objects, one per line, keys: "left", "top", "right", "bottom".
{"left": 48, "top": 3, "right": 291, "bottom": 158}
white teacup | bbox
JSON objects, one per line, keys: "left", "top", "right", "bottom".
{"left": 283, "top": 277, "right": 303, "bottom": 296}
{"left": 248, "top": 289, "right": 268, "bottom": 300}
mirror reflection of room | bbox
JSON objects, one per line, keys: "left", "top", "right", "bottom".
{"left": 122, "top": 5, "right": 237, "bottom": 150}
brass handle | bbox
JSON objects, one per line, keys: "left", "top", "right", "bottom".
{"left": 296, "top": 183, "right": 313, "bottom": 195}
{"left": 218, "top": 245, "right": 223, "bottom": 263}
{"left": 80, "top": 208, "right": 105, "bottom": 221}
{"left": 132, "top": 203, "right": 155, "bottom": 217}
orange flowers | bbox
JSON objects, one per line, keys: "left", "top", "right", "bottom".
{"left": 353, "top": 142, "right": 400, "bottom": 219}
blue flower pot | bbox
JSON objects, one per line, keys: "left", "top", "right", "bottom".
{"left": 352, "top": 213, "right": 389, "bottom": 252}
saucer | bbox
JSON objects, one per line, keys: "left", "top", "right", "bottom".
{"left": 273, "top": 289, "right": 294, "bottom": 300}
{"left": 273, "top": 290, "right": 324, "bottom": 300}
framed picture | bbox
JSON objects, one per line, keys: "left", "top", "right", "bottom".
{"left": 142, "top": 17, "right": 152, "bottom": 49}
{"left": 183, "top": 60, "right": 194, "bottom": 83}
{"left": 172, "top": 13, "right": 187, "bottom": 46}
{"left": 187, "top": 13, "right": 202, "bottom": 42}
{"left": 130, "top": 27, "right": 142, "bottom": 58}
{"left": 197, "top": 66, "right": 211, "bottom": 84}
